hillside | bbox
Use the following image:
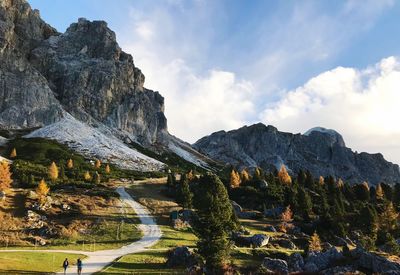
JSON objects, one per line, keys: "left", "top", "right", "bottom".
{"left": 194, "top": 123, "right": 400, "bottom": 185}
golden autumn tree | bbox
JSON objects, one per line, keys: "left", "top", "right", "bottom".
{"left": 361, "top": 181, "right": 370, "bottom": 191}
{"left": 230, "top": 169, "right": 241, "bottom": 188}
{"left": 84, "top": 171, "right": 92, "bottom": 181}
{"left": 105, "top": 164, "right": 111, "bottom": 174}
{"left": 281, "top": 205, "right": 293, "bottom": 223}
{"left": 186, "top": 170, "right": 195, "bottom": 181}
{"left": 9, "top": 148, "right": 17, "bottom": 158}
{"left": 308, "top": 232, "right": 322, "bottom": 252}
{"left": 240, "top": 169, "right": 251, "bottom": 182}
{"left": 0, "top": 161, "right": 13, "bottom": 192}
{"left": 380, "top": 202, "right": 399, "bottom": 232}
{"left": 67, "top": 158, "right": 74, "bottom": 169}
{"left": 48, "top": 162, "right": 59, "bottom": 182}
{"left": 318, "top": 176, "right": 325, "bottom": 186}
{"left": 36, "top": 179, "right": 50, "bottom": 204}
{"left": 336, "top": 178, "right": 344, "bottom": 188}
{"left": 94, "top": 159, "right": 101, "bottom": 169}
{"left": 376, "top": 183, "right": 384, "bottom": 200}
{"left": 254, "top": 167, "right": 262, "bottom": 180}
{"left": 278, "top": 165, "right": 292, "bottom": 185}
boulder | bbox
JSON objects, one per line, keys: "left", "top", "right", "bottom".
{"left": 262, "top": 257, "right": 289, "bottom": 275}
{"left": 287, "top": 253, "right": 304, "bottom": 272}
{"left": 251, "top": 234, "right": 270, "bottom": 247}
{"left": 320, "top": 265, "right": 364, "bottom": 275}
{"left": 305, "top": 247, "right": 343, "bottom": 272}
{"left": 265, "top": 225, "right": 277, "bottom": 232}
{"left": 166, "top": 246, "right": 196, "bottom": 268}
{"left": 277, "top": 239, "right": 297, "bottom": 250}
{"left": 351, "top": 247, "right": 400, "bottom": 274}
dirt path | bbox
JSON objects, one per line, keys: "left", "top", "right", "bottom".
{"left": 0, "top": 186, "right": 162, "bottom": 275}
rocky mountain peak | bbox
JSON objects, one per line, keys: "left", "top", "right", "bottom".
{"left": 194, "top": 123, "right": 400, "bottom": 185}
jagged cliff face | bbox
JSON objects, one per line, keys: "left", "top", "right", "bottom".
{"left": 0, "top": 0, "right": 167, "bottom": 146}
{"left": 194, "top": 123, "right": 400, "bottom": 185}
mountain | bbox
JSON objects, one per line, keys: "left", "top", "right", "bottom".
{"left": 0, "top": 0, "right": 213, "bottom": 170}
{"left": 193, "top": 123, "right": 400, "bottom": 185}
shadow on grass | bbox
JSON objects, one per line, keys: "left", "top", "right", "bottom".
{"left": 0, "top": 270, "right": 52, "bottom": 274}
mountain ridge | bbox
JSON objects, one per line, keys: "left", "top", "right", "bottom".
{"left": 193, "top": 123, "right": 400, "bottom": 185}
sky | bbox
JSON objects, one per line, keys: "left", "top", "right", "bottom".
{"left": 28, "top": 0, "right": 400, "bottom": 164}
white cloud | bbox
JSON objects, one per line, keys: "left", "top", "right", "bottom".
{"left": 261, "top": 56, "right": 400, "bottom": 164}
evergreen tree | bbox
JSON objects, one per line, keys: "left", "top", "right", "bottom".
{"left": 192, "top": 174, "right": 237, "bottom": 272}
{"left": 48, "top": 162, "right": 59, "bottom": 182}
{"left": 92, "top": 172, "right": 101, "bottom": 184}
{"left": 305, "top": 170, "right": 315, "bottom": 189}
{"left": 254, "top": 167, "right": 263, "bottom": 180}
{"left": 167, "top": 173, "right": 175, "bottom": 189}
{"left": 297, "top": 187, "right": 313, "bottom": 220}
{"left": 180, "top": 176, "right": 193, "bottom": 209}
{"left": 353, "top": 182, "right": 370, "bottom": 201}
{"left": 0, "top": 161, "right": 12, "bottom": 192}
{"left": 394, "top": 183, "right": 400, "bottom": 210}
{"left": 359, "top": 205, "right": 378, "bottom": 235}
{"left": 318, "top": 176, "right": 325, "bottom": 186}
{"left": 380, "top": 201, "right": 398, "bottom": 232}
{"left": 297, "top": 170, "right": 306, "bottom": 186}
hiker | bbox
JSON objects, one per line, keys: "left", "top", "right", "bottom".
{"left": 77, "top": 258, "right": 83, "bottom": 275}
{"left": 62, "top": 258, "right": 69, "bottom": 274}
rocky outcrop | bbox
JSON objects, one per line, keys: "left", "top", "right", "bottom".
{"left": 0, "top": 0, "right": 213, "bottom": 170}
{"left": 194, "top": 123, "right": 400, "bottom": 185}
{"left": 261, "top": 257, "right": 289, "bottom": 275}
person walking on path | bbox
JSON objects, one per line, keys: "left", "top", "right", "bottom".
{"left": 77, "top": 258, "right": 83, "bottom": 275}
{"left": 62, "top": 258, "right": 69, "bottom": 275}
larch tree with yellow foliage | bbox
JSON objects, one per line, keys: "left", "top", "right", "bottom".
{"left": 240, "top": 169, "right": 250, "bottom": 182}
{"left": 376, "top": 183, "right": 384, "bottom": 200}
{"left": 48, "top": 162, "right": 59, "bottom": 182}
{"left": 318, "top": 176, "right": 325, "bottom": 186}
{"left": 230, "top": 169, "right": 241, "bottom": 188}
{"left": 254, "top": 167, "right": 262, "bottom": 180}
{"left": 308, "top": 232, "right": 322, "bottom": 252}
{"left": 9, "top": 148, "right": 17, "bottom": 158}
{"left": 84, "top": 171, "right": 92, "bottom": 181}
{"left": 281, "top": 205, "right": 293, "bottom": 223}
{"left": 0, "top": 161, "right": 13, "bottom": 192}
{"left": 67, "top": 158, "right": 74, "bottom": 169}
{"left": 278, "top": 165, "right": 292, "bottom": 185}
{"left": 186, "top": 170, "right": 194, "bottom": 181}
{"left": 36, "top": 179, "right": 50, "bottom": 204}
{"left": 380, "top": 202, "right": 398, "bottom": 232}
{"left": 105, "top": 164, "right": 111, "bottom": 174}
{"left": 94, "top": 159, "right": 101, "bottom": 169}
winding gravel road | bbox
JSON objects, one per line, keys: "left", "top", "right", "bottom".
{"left": 0, "top": 186, "right": 162, "bottom": 274}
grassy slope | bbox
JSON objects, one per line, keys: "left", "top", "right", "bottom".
{"left": 0, "top": 252, "right": 85, "bottom": 274}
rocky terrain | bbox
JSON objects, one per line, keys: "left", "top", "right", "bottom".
{"left": 194, "top": 123, "right": 400, "bottom": 185}
{"left": 0, "top": 0, "right": 212, "bottom": 170}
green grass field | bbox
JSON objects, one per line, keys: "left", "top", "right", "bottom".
{"left": 0, "top": 252, "right": 85, "bottom": 274}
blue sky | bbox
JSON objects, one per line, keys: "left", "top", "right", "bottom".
{"left": 28, "top": 0, "right": 400, "bottom": 163}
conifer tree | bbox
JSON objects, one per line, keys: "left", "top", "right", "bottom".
{"left": 380, "top": 202, "right": 398, "bottom": 232}
{"left": 167, "top": 173, "right": 175, "bottom": 189}
{"left": 0, "top": 161, "right": 12, "bottom": 192}
{"left": 67, "top": 158, "right": 74, "bottom": 169}
{"left": 105, "top": 164, "right": 111, "bottom": 174}
{"left": 353, "top": 182, "right": 370, "bottom": 201}
{"left": 186, "top": 170, "right": 194, "bottom": 181}
{"left": 308, "top": 232, "right": 322, "bottom": 252}
{"left": 9, "top": 148, "right": 17, "bottom": 158}
{"left": 92, "top": 172, "right": 101, "bottom": 184}
{"left": 192, "top": 174, "right": 237, "bottom": 272}
{"left": 230, "top": 169, "right": 241, "bottom": 188}
{"left": 394, "top": 183, "right": 400, "bottom": 210}
{"left": 48, "top": 162, "right": 59, "bottom": 182}
{"left": 254, "top": 167, "right": 262, "bottom": 180}
{"left": 180, "top": 176, "right": 193, "bottom": 210}
{"left": 278, "top": 165, "right": 292, "bottom": 185}
{"left": 281, "top": 205, "right": 293, "bottom": 223}
{"left": 297, "top": 187, "right": 312, "bottom": 220}
{"left": 36, "top": 179, "right": 50, "bottom": 204}
{"left": 359, "top": 205, "right": 378, "bottom": 235}
{"left": 336, "top": 178, "right": 344, "bottom": 188}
